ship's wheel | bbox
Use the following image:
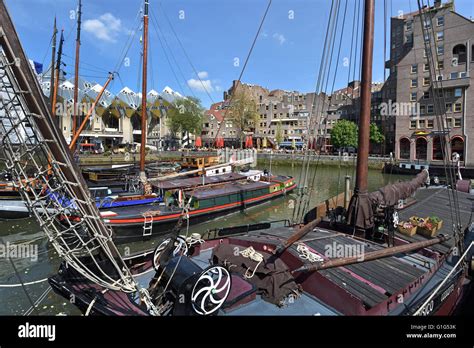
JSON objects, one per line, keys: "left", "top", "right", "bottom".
{"left": 153, "top": 236, "right": 188, "bottom": 271}
{"left": 191, "top": 266, "right": 232, "bottom": 315}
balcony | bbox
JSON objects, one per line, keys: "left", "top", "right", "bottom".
{"left": 434, "top": 76, "right": 470, "bottom": 89}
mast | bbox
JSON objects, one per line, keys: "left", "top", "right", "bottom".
{"left": 140, "top": 0, "right": 149, "bottom": 179}
{"left": 51, "top": 29, "right": 64, "bottom": 119}
{"left": 72, "top": 0, "right": 82, "bottom": 138}
{"left": 49, "top": 17, "right": 57, "bottom": 106}
{"left": 346, "top": 0, "right": 375, "bottom": 229}
{"left": 69, "top": 73, "right": 115, "bottom": 150}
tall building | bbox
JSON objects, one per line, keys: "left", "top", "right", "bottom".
{"left": 385, "top": 0, "right": 474, "bottom": 165}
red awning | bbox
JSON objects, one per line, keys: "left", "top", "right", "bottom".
{"left": 195, "top": 136, "right": 202, "bottom": 148}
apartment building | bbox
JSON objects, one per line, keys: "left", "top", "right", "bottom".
{"left": 385, "top": 0, "right": 474, "bottom": 165}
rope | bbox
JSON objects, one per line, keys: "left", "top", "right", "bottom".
{"left": 414, "top": 241, "right": 474, "bottom": 316}
{"left": 296, "top": 243, "right": 324, "bottom": 263}
{"left": 0, "top": 277, "right": 49, "bottom": 288}
{"left": 239, "top": 246, "right": 263, "bottom": 279}
{"left": 23, "top": 286, "right": 52, "bottom": 316}
{"left": 184, "top": 233, "right": 204, "bottom": 246}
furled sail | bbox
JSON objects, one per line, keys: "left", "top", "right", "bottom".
{"left": 347, "top": 170, "right": 429, "bottom": 229}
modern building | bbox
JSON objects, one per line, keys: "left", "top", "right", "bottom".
{"left": 385, "top": 0, "right": 474, "bottom": 165}
{"left": 38, "top": 68, "right": 179, "bottom": 150}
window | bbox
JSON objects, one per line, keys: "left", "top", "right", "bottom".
{"left": 436, "top": 75, "right": 443, "bottom": 81}
{"left": 427, "top": 119, "right": 434, "bottom": 128}
{"left": 427, "top": 104, "right": 434, "bottom": 114}
{"left": 406, "top": 34, "right": 413, "bottom": 44}
{"left": 437, "top": 16, "right": 444, "bottom": 26}
{"left": 445, "top": 103, "right": 452, "bottom": 112}
{"left": 447, "top": 118, "right": 453, "bottom": 128}
{"left": 419, "top": 119, "right": 426, "bottom": 128}
{"left": 460, "top": 72, "right": 467, "bottom": 78}
{"left": 411, "top": 79, "right": 418, "bottom": 88}
{"left": 420, "top": 105, "right": 426, "bottom": 114}
{"left": 423, "top": 91, "right": 430, "bottom": 99}
{"left": 450, "top": 72, "right": 458, "bottom": 79}
{"left": 437, "top": 60, "right": 444, "bottom": 69}
{"left": 411, "top": 64, "right": 418, "bottom": 74}
{"left": 454, "top": 103, "right": 462, "bottom": 112}
{"left": 454, "top": 118, "right": 461, "bottom": 127}
{"left": 424, "top": 63, "right": 430, "bottom": 71}
{"left": 424, "top": 33, "right": 430, "bottom": 42}
{"left": 424, "top": 19, "right": 431, "bottom": 29}
{"left": 423, "top": 77, "right": 430, "bottom": 86}
{"left": 411, "top": 92, "right": 417, "bottom": 101}
{"left": 410, "top": 120, "right": 417, "bottom": 129}
{"left": 453, "top": 44, "right": 467, "bottom": 64}
{"left": 406, "top": 21, "right": 413, "bottom": 31}
{"left": 454, "top": 88, "right": 462, "bottom": 98}
{"left": 423, "top": 49, "right": 427, "bottom": 58}
{"left": 436, "top": 32, "right": 444, "bottom": 41}
{"left": 437, "top": 45, "right": 444, "bottom": 55}
{"left": 446, "top": 89, "right": 453, "bottom": 98}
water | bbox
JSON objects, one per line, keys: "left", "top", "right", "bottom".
{"left": 0, "top": 163, "right": 408, "bottom": 315}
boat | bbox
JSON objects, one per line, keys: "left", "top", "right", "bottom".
{"left": 103, "top": 172, "right": 295, "bottom": 242}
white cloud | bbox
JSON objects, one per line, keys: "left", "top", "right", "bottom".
{"left": 187, "top": 78, "right": 214, "bottom": 92}
{"left": 272, "top": 33, "right": 287, "bottom": 45}
{"left": 261, "top": 31, "right": 268, "bottom": 38}
{"left": 197, "top": 71, "right": 208, "bottom": 79}
{"left": 83, "top": 13, "right": 124, "bottom": 43}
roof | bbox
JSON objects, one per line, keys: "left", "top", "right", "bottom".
{"left": 152, "top": 172, "right": 246, "bottom": 190}
{"left": 190, "top": 180, "right": 271, "bottom": 199}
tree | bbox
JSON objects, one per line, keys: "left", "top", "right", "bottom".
{"left": 370, "top": 122, "right": 385, "bottom": 144}
{"left": 228, "top": 90, "right": 259, "bottom": 148}
{"left": 275, "top": 120, "right": 283, "bottom": 145}
{"left": 330, "top": 120, "right": 358, "bottom": 149}
{"left": 166, "top": 97, "right": 204, "bottom": 138}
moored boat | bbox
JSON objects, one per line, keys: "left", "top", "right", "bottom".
{"left": 103, "top": 173, "right": 296, "bottom": 242}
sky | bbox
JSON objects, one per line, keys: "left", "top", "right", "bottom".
{"left": 5, "top": 0, "right": 474, "bottom": 108}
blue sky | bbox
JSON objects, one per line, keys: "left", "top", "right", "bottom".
{"left": 5, "top": 0, "right": 474, "bottom": 108}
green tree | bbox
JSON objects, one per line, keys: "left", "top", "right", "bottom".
{"left": 370, "top": 122, "right": 385, "bottom": 144}
{"left": 275, "top": 120, "right": 283, "bottom": 145}
{"left": 228, "top": 90, "right": 259, "bottom": 148}
{"left": 166, "top": 97, "right": 204, "bottom": 137}
{"left": 330, "top": 120, "right": 358, "bottom": 149}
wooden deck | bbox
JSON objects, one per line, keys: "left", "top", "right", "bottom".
{"left": 397, "top": 188, "right": 472, "bottom": 254}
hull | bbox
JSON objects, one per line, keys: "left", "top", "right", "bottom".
{"left": 108, "top": 183, "right": 297, "bottom": 243}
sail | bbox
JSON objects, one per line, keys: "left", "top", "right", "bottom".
{"left": 347, "top": 170, "right": 429, "bottom": 229}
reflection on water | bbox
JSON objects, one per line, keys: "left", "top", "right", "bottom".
{"left": 0, "top": 163, "right": 408, "bottom": 315}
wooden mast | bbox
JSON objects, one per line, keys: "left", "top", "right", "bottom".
{"left": 51, "top": 29, "right": 64, "bottom": 119}
{"left": 346, "top": 0, "right": 375, "bottom": 229}
{"left": 72, "top": 0, "right": 82, "bottom": 139}
{"left": 69, "top": 73, "right": 114, "bottom": 150}
{"left": 49, "top": 17, "right": 57, "bottom": 106}
{"left": 140, "top": 0, "right": 149, "bottom": 179}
